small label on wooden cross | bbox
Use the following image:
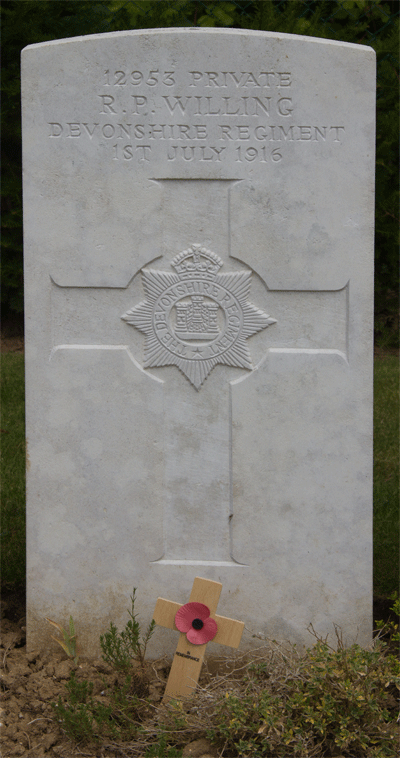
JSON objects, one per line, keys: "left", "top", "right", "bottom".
{"left": 176, "top": 651, "right": 200, "bottom": 662}
{"left": 153, "top": 576, "right": 244, "bottom": 702}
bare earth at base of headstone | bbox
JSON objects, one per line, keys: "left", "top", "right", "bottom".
{"left": 1, "top": 601, "right": 398, "bottom": 757}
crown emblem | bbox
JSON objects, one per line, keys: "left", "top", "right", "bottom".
{"left": 171, "top": 244, "right": 223, "bottom": 280}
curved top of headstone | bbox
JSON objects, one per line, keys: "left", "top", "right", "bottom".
{"left": 23, "top": 25, "right": 374, "bottom": 52}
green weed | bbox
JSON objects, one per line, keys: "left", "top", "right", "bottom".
{"left": 51, "top": 671, "right": 120, "bottom": 743}
{"left": 375, "top": 593, "right": 400, "bottom": 651}
{"left": 64, "top": 671, "right": 93, "bottom": 705}
{"left": 100, "top": 588, "right": 155, "bottom": 671}
{"left": 207, "top": 638, "right": 399, "bottom": 757}
{"left": 46, "top": 615, "right": 79, "bottom": 664}
{"left": 53, "top": 591, "right": 154, "bottom": 744}
{"left": 144, "top": 737, "right": 183, "bottom": 757}
{"left": 52, "top": 669, "right": 143, "bottom": 743}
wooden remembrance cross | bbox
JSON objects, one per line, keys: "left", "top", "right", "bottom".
{"left": 153, "top": 577, "right": 244, "bottom": 701}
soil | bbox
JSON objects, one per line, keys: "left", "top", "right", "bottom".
{"left": 1, "top": 335, "right": 24, "bottom": 354}
{"left": 0, "top": 589, "right": 219, "bottom": 757}
{"left": 1, "top": 315, "right": 24, "bottom": 354}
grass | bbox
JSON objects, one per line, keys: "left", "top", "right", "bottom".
{"left": 373, "top": 355, "right": 399, "bottom": 597}
{"left": 1, "top": 352, "right": 399, "bottom": 597}
{"left": 1, "top": 353, "right": 25, "bottom": 587}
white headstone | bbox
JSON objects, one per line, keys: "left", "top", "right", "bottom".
{"left": 22, "top": 29, "right": 375, "bottom": 654}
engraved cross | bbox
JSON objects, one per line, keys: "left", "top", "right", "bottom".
{"left": 50, "top": 179, "right": 348, "bottom": 567}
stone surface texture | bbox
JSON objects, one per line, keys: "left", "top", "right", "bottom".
{"left": 22, "top": 29, "right": 375, "bottom": 655}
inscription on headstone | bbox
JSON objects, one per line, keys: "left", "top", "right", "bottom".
{"left": 22, "top": 30, "right": 375, "bottom": 654}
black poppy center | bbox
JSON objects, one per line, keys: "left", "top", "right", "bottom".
{"left": 192, "top": 618, "right": 204, "bottom": 630}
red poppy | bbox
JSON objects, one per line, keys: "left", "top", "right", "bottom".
{"left": 175, "top": 602, "right": 218, "bottom": 645}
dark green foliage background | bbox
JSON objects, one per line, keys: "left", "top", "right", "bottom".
{"left": 1, "top": 0, "right": 399, "bottom": 342}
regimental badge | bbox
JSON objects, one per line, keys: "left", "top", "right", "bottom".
{"left": 121, "top": 244, "right": 277, "bottom": 389}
